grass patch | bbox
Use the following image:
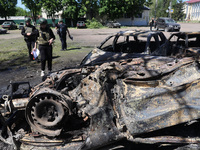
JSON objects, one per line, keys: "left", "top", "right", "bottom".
{"left": 0, "top": 31, "right": 92, "bottom": 71}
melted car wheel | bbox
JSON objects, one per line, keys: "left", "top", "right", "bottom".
{"left": 26, "top": 94, "right": 66, "bottom": 136}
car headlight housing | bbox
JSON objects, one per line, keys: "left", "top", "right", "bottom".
{"left": 169, "top": 25, "right": 173, "bottom": 28}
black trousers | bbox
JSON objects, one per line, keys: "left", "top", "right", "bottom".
{"left": 26, "top": 41, "right": 35, "bottom": 60}
{"left": 59, "top": 33, "right": 67, "bottom": 50}
{"left": 39, "top": 45, "right": 52, "bottom": 71}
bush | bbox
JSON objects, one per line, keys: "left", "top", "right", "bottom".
{"left": 85, "top": 18, "right": 103, "bottom": 29}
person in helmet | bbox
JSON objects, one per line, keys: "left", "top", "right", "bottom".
{"left": 33, "top": 18, "right": 55, "bottom": 77}
{"left": 21, "top": 17, "right": 38, "bottom": 61}
{"left": 56, "top": 18, "right": 72, "bottom": 51}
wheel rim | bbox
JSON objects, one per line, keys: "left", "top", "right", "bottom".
{"left": 26, "top": 94, "right": 66, "bottom": 136}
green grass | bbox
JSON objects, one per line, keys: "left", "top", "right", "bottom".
{"left": 0, "top": 34, "right": 91, "bottom": 71}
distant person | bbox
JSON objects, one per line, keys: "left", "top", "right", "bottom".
{"left": 149, "top": 18, "right": 155, "bottom": 31}
{"left": 21, "top": 17, "right": 38, "bottom": 61}
{"left": 33, "top": 18, "right": 55, "bottom": 77}
{"left": 154, "top": 18, "right": 157, "bottom": 28}
{"left": 56, "top": 19, "right": 73, "bottom": 51}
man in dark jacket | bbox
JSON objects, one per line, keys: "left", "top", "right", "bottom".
{"left": 149, "top": 18, "right": 155, "bottom": 31}
{"left": 21, "top": 17, "right": 38, "bottom": 61}
{"left": 56, "top": 19, "right": 72, "bottom": 51}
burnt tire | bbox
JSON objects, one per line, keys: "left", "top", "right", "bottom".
{"left": 25, "top": 93, "right": 66, "bottom": 136}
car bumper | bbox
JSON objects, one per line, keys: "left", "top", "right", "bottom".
{"left": 168, "top": 26, "right": 181, "bottom": 31}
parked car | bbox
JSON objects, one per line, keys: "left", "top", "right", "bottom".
{"left": 0, "top": 28, "right": 7, "bottom": 34}
{"left": 81, "top": 30, "right": 167, "bottom": 66}
{"left": 1, "top": 21, "right": 17, "bottom": 30}
{"left": 77, "top": 21, "right": 86, "bottom": 28}
{"left": 18, "top": 22, "right": 25, "bottom": 30}
{"left": 155, "top": 17, "right": 181, "bottom": 32}
{"left": 106, "top": 21, "right": 121, "bottom": 28}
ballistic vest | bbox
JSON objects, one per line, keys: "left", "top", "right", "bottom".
{"left": 38, "top": 29, "right": 50, "bottom": 45}
{"left": 25, "top": 26, "right": 32, "bottom": 33}
{"left": 24, "top": 26, "right": 35, "bottom": 41}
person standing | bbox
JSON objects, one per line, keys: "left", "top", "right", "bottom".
{"left": 21, "top": 17, "right": 38, "bottom": 61}
{"left": 149, "top": 18, "right": 154, "bottom": 31}
{"left": 33, "top": 18, "right": 55, "bottom": 77}
{"left": 56, "top": 19, "right": 72, "bottom": 51}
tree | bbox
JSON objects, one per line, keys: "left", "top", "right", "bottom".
{"left": 62, "top": 0, "right": 81, "bottom": 20}
{"left": 99, "top": 0, "right": 124, "bottom": 21}
{"left": 149, "top": 0, "right": 181, "bottom": 19}
{"left": 41, "top": 0, "right": 63, "bottom": 26}
{"left": 99, "top": 0, "right": 152, "bottom": 21}
{"left": 81, "top": 0, "right": 99, "bottom": 20}
{"left": 15, "top": 7, "right": 30, "bottom": 16}
{"left": 22, "top": 0, "right": 42, "bottom": 24}
{"left": 0, "top": 0, "right": 17, "bottom": 20}
{"left": 172, "top": 0, "right": 185, "bottom": 21}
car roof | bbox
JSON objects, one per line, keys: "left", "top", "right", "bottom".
{"left": 114, "top": 30, "right": 164, "bottom": 37}
{"left": 170, "top": 31, "right": 200, "bottom": 39}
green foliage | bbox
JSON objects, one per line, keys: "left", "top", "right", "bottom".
{"left": 99, "top": 0, "right": 124, "bottom": 20}
{"left": 0, "top": 0, "right": 17, "bottom": 20}
{"left": 172, "top": 0, "right": 185, "bottom": 21}
{"left": 81, "top": 0, "right": 99, "bottom": 20}
{"left": 62, "top": 0, "right": 81, "bottom": 20}
{"left": 15, "top": 7, "right": 30, "bottom": 16}
{"left": 149, "top": 0, "right": 185, "bottom": 20}
{"left": 22, "top": 0, "right": 42, "bottom": 22}
{"left": 41, "top": 0, "right": 62, "bottom": 18}
{"left": 85, "top": 18, "right": 103, "bottom": 28}
{"left": 99, "top": 0, "right": 149, "bottom": 21}
{"left": 62, "top": 0, "right": 150, "bottom": 23}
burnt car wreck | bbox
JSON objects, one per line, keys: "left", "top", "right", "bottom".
{"left": 1, "top": 31, "right": 200, "bottom": 150}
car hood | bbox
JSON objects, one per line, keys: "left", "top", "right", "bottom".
{"left": 167, "top": 23, "right": 180, "bottom": 26}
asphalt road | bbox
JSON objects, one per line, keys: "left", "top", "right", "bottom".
{"left": 1, "top": 22, "right": 200, "bottom": 42}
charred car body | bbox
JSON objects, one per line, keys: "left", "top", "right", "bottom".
{"left": 81, "top": 30, "right": 167, "bottom": 66}
{"left": 1, "top": 31, "right": 200, "bottom": 150}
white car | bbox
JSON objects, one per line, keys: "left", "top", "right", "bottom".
{"left": 77, "top": 21, "right": 86, "bottom": 28}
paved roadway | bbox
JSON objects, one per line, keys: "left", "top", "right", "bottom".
{"left": 1, "top": 22, "right": 200, "bottom": 44}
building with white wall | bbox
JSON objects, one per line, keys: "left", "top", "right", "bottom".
{"left": 116, "top": 6, "right": 150, "bottom": 26}
{"left": 185, "top": 0, "right": 200, "bottom": 20}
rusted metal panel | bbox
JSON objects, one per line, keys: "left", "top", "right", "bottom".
{"left": 113, "top": 56, "right": 200, "bottom": 136}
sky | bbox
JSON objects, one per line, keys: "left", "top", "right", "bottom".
{"left": 16, "top": 0, "right": 26, "bottom": 10}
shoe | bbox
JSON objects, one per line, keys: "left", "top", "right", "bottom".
{"left": 41, "top": 71, "right": 45, "bottom": 77}
{"left": 48, "top": 70, "right": 52, "bottom": 74}
{"left": 60, "top": 49, "right": 64, "bottom": 51}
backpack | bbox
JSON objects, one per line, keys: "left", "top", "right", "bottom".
{"left": 59, "top": 24, "right": 67, "bottom": 34}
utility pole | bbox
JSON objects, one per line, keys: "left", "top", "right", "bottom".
{"left": 154, "top": 0, "right": 158, "bottom": 18}
{"left": 169, "top": 1, "right": 172, "bottom": 18}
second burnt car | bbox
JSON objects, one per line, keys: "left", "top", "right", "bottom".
{"left": 81, "top": 30, "right": 167, "bottom": 66}
{"left": 167, "top": 31, "right": 200, "bottom": 56}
